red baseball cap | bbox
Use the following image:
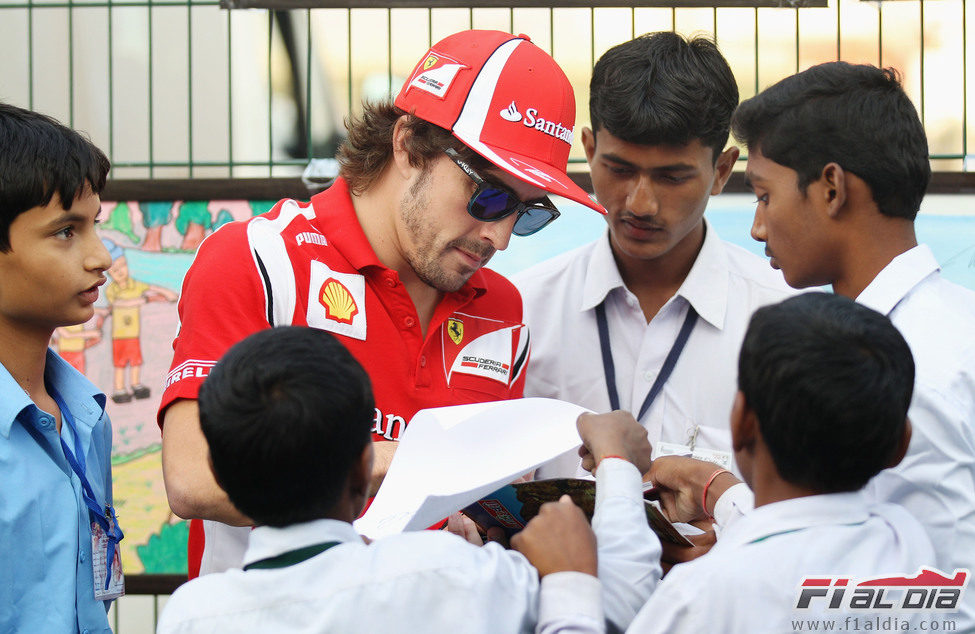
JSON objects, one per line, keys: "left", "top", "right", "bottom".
{"left": 395, "top": 29, "right": 605, "bottom": 215}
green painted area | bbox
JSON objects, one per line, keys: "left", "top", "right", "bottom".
{"left": 112, "top": 443, "right": 161, "bottom": 466}
{"left": 102, "top": 202, "right": 140, "bottom": 244}
{"left": 137, "top": 521, "right": 189, "bottom": 574}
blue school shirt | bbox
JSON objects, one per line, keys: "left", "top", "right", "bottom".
{"left": 0, "top": 350, "right": 114, "bottom": 634}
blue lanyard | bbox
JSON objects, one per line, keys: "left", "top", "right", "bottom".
{"left": 595, "top": 300, "right": 699, "bottom": 421}
{"left": 49, "top": 386, "right": 124, "bottom": 589}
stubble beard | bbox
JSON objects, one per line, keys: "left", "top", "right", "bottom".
{"left": 400, "top": 165, "right": 493, "bottom": 293}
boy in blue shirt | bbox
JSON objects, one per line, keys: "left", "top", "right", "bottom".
{"left": 0, "top": 102, "right": 123, "bottom": 633}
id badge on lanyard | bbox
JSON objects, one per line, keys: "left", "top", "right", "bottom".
{"left": 50, "top": 387, "right": 125, "bottom": 601}
{"left": 90, "top": 510, "right": 124, "bottom": 601}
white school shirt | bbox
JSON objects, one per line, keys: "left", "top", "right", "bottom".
{"left": 857, "top": 244, "right": 975, "bottom": 624}
{"left": 540, "top": 492, "right": 937, "bottom": 634}
{"left": 713, "top": 244, "right": 975, "bottom": 625}
{"left": 513, "top": 222, "right": 792, "bottom": 478}
{"left": 157, "top": 459, "right": 660, "bottom": 634}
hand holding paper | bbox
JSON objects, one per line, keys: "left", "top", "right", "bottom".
{"left": 577, "top": 411, "right": 653, "bottom": 475}
{"left": 511, "top": 495, "right": 597, "bottom": 578}
{"left": 354, "top": 398, "right": 591, "bottom": 540}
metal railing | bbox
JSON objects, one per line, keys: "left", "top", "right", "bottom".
{"left": 1, "top": 0, "right": 972, "bottom": 181}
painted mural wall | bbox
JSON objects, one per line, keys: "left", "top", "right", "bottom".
{"left": 78, "top": 199, "right": 275, "bottom": 574}
{"left": 83, "top": 194, "right": 975, "bottom": 575}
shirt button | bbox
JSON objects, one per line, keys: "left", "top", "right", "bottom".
{"left": 419, "top": 356, "right": 427, "bottom": 367}
{"left": 79, "top": 551, "right": 86, "bottom": 563}
{"left": 83, "top": 629, "right": 90, "bottom": 634}
{"left": 385, "top": 276, "right": 397, "bottom": 287}
{"left": 403, "top": 316, "right": 416, "bottom": 329}
{"left": 643, "top": 371, "right": 655, "bottom": 382}
{"left": 39, "top": 416, "right": 52, "bottom": 428}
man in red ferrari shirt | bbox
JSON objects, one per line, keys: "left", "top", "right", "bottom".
{"left": 158, "top": 29, "right": 605, "bottom": 577}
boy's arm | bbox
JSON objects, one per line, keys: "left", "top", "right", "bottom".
{"left": 581, "top": 413, "right": 661, "bottom": 632}
{"left": 515, "top": 412, "right": 662, "bottom": 634}
{"left": 162, "top": 399, "right": 252, "bottom": 525}
{"left": 511, "top": 498, "right": 604, "bottom": 634}
{"left": 646, "top": 456, "right": 750, "bottom": 529}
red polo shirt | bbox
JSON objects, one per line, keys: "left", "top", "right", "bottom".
{"left": 159, "top": 178, "right": 529, "bottom": 576}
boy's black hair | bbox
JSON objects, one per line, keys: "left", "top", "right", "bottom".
{"left": 0, "top": 102, "right": 111, "bottom": 252}
{"left": 198, "top": 326, "right": 375, "bottom": 527}
{"left": 589, "top": 31, "right": 739, "bottom": 161}
{"left": 731, "top": 61, "right": 930, "bottom": 220}
{"left": 738, "top": 293, "right": 914, "bottom": 493}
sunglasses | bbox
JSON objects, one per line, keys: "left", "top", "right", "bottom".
{"left": 444, "top": 148, "right": 561, "bottom": 237}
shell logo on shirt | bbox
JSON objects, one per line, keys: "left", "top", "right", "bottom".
{"left": 306, "top": 262, "right": 367, "bottom": 341}
{"left": 319, "top": 278, "right": 358, "bottom": 324}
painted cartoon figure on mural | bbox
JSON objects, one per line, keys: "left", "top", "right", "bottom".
{"left": 52, "top": 314, "right": 105, "bottom": 374}
{"left": 41, "top": 198, "right": 278, "bottom": 576}
{"left": 101, "top": 238, "right": 178, "bottom": 404}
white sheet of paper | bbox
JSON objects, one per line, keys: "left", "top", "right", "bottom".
{"left": 354, "top": 398, "right": 591, "bottom": 539}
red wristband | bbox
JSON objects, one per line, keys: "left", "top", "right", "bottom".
{"left": 595, "top": 454, "right": 627, "bottom": 471}
{"left": 702, "top": 468, "right": 732, "bottom": 521}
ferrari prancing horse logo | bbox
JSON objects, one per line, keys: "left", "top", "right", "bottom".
{"left": 447, "top": 318, "right": 464, "bottom": 345}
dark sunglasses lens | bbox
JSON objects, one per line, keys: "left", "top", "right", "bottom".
{"left": 470, "top": 188, "right": 519, "bottom": 221}
{"left": 513, "top": 207, "right": 559, "bottom": 236}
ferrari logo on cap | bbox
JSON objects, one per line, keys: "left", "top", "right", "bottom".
{"left": 447, "top": 318, "right": 464, "bottom": 345}
{"left": 319, "top": 278, "right": 359, "bottom": 324}
{"left": 408, "top": 50, "right": 466, "bottom": 99}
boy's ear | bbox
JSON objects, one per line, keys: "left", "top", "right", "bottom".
{"left": 581, "top": 127, "right": 596, "bottom": 165}
{"left": 819, "top": 162, "right": 847, "bottom": 219}
{"left": 710, "top": 146, "right": 740, "bottom": 196}
{"left": 887, "top": 418, "right": 913, "bottom": 469}
{"left": 730, "top": 391, "right": 758, "bottom": 453}
{"left": 349, "top": 442, "right": 374, "bottom": 516}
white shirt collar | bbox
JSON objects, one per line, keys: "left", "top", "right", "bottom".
{"left": 580, "top": 230, "right": 627, "bottom": 312}
{"left": 717, "top": 491, "right": 872, "bottom": 549}
{"left": 243, "top": 518, "right": 360, "bottom": 567}
{"left": 678, "top": 220, "right": 730, "bottom": 330}
{"left": 579, "top": 220, "right": 729, "bottom": 330}
{"left": 856, "top": 244, "right": 940, "bottom": 316}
